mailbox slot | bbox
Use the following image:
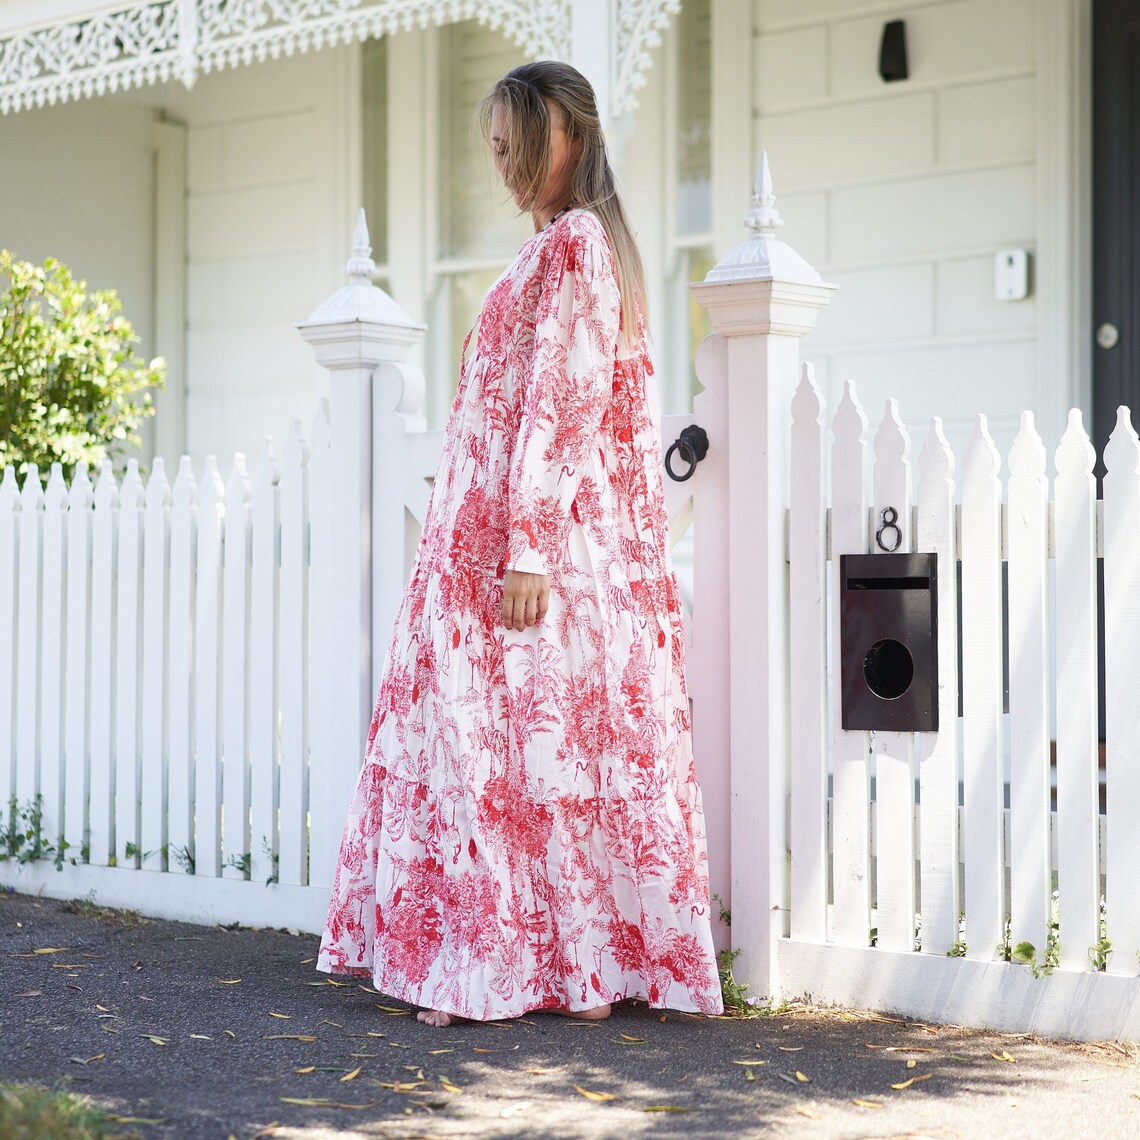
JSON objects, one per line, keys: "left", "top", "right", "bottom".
{"left": 840, "top": 552, "right": 938, "bottom": 732}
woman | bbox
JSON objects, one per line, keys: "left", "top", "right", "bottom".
{"left": 318, "top": 61, "right": 723, "bottom": 1026}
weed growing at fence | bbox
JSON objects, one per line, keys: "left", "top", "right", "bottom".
{"left": 171, "top": 845, "right": 195, "bottom": 875}
{"left": 1090, "top": 899, "right": 1112, "bottom": 971}
{"left": 716, "top": 949, "right": 782, "bottom": 1017}
{"left": 225, "top": 851, "right": 252, "bottom": 877}
{"left": 64, "top": 891, "right": 144, "bottom": 929}
{"left": 0, "top": 1080, "right": 125, "bottom": 1139}
{"left": 261, "top": 837, "right": 280, "bottom": 886}
{"left": 0, "top": 795, "right": 69, "bottom": 870}
{"left": 123, "top": 841, "right": 162, "bottom": 867}
{"left": 712, "top": 892, "right": 731, "bottom": 927}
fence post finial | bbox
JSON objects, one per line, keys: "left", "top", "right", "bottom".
{"left": 746, "top": 151, "right": 783, "bottom": 237}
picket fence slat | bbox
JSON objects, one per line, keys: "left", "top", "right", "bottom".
{"left": 64, "top": 465, "right": 94, "bottom": 862}
{"left": 194, "top": 459, "right": 225, "bottom": 878}
{"left": 1053, "top": 411, "right": 1102, "bottom": 970}
{"left": 88, "top": 464, "right": 118, "bottom": 866}
{"left": 115, "top": 463, "right": 145, "bottom": 868}
{"left": 1006, "top": 413, "right": 1052, "bottom": 956}
{"left": 829, "top": 382, "right": 872, "bottom": 946}
{"left": 278, "top": 424, "right": 310, "bottom": 887}
{"left": 222, "top": 457, "right": 252, "bottom": 880}
{"left": 914, "top": 419, "right": 959, "bottom": 955}
{"left": 16, "top": 467, "right": 44, "bottom": 817}
{"left": 142, "top": 461, "right": 172, "bottom": 868}
{"left": 168, "top": 459, "right": 197, "bottom": 876}
{"left": 250, "top": 444, "right": 280, "bottom": 887}
{"left": 1103, "top": 408, "right": 1140, "bottom": 972}
{"left": 40, "top": 466, "right": 68, "bottom": 849}
{"left": 0, "top": 469, "right": 19, "bottom": 820}
{"left": 960, "top": 416, "right": 1005, "bottom": 958}
{"left": 871, "top": 401, "right": 916, "bottom": 953}
{"left": 789, "top": 366, "right": 828, "bottom": 942}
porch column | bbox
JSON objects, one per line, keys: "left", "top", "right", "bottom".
{"left": 297, "top": 210, "right": 426, "bottom": 883}
{"left": 690, "top": 156, "right": 835, "bottom": 1001}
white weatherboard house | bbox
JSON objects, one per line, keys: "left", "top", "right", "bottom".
{"left": 2, "top": 0, "right": 1124, "bottom": 466}
{"left": 5, "top": 1, "right": 1140, "bottom": 1043}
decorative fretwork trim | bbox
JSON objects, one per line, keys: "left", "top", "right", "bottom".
{"left": 614, "top": 0, "right": 680, "bottom": 116}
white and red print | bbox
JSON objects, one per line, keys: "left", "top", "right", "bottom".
{"left": 318, "top": 209, "right": 723, "bottom": 1018}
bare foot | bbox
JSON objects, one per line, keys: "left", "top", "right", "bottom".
{"left": 416, "top": 1009, "right": 469, "bottom": 1027}
{"left": 554, "top": 1003, "right": 612, "bottom": 1021}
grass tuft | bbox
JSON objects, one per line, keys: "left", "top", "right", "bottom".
{"left": 0, "top": 1081, "right": 131, "bottom": 1139}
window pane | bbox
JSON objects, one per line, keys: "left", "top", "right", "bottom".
{"left": 676, "top": 0, "right": 711, "bottom": 236}
{"left": 362, "top": 36, "right": 387, "bottom": 265}
{"left": 439, "top": 20, "right": 530, "bottom": 259}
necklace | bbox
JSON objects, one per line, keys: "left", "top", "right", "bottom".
{"left": 542, "top": 205, "right": 573, "bottom": 231}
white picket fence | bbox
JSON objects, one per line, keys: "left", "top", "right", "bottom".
{"left": 779, "top": 366, "right": 1140, "bottom": 1040}
{"left": 0, "top": 415, "right": 341, "bottom": 926}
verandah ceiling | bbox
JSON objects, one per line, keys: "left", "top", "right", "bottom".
{"left": 0, "top": 0, "right": 679, "bottom": 117}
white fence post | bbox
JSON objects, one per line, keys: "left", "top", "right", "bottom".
{"left": 297, "top": 210, "right": 425, "bottom": 889}
{"left": 690, "top": 156, "right": 835, "bottom": 999}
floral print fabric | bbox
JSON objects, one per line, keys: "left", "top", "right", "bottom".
{"left": 318, "top": 209, "right": 723, "bottom": 1018}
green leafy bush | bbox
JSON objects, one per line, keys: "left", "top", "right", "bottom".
{"left": 0, "top": 250, "right": 165, "bottom": 480}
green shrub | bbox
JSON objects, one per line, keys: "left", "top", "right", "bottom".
{"left": 0, "top": 250, "right": 165, "bottom": 480}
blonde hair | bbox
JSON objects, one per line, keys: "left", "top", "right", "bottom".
{"left": 478, "top": 61, "right": 646, "bottom": 345}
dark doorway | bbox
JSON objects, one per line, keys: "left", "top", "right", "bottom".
{"left": 1092, "top": 0, "right": 1140, "bottom": 461}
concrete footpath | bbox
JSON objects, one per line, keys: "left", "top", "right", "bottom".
{"left": 1, "top": 890, "right": 1137, "bottom": 1139}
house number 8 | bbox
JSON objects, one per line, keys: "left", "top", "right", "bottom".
{"left": 876, "top": 507, "right": 902, "bottom": 553}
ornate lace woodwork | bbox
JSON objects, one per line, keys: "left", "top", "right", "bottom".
{"left": 0, "top": 0, "right": 679, "bottom": 117}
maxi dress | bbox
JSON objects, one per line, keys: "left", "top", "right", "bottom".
{"left": 318, "top": 208, "right": 723, "bottom": 1018}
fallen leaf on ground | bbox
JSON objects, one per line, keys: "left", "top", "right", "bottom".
{"left": 223, "top": 1030, "right": 236, "bottom": 1038}
{"left": 471, "top": 1047, "right": 498, "bottom": 1054}
{"left": 375, "top": 1004, "right": 410, "bottom": 1014}
{"left": 891, "top": 1073, "right": 933, "bottom": 1090}
{"left": 358, "top": 985, "right": 381, "bottom": 994}
{"left": 777, "top": 1073, "right": 802, "bottom": 1086}
{"left": 108, "top": 1116, "right": 164, "bottom": 1125}
{"left": 293, "top": 1066, "right": 315, "bottom": 1074}
{"left": 428, "top": 1048, "right": 454, "bottom": 1055}
{"left": 644, "top": 1106, "right": 689, "bottom": 1112}
{"left": 992, "top": 1050, "right": 1016, "bottom": 1063}
{"left": 13, "top": 991, "right": 41, "bottom": 998}
{"left": 264, "top": 1034, "right": 318, "bottom": 1042}
{"left": 574, "top": 1085, "right": 618, "bottom": 1102}
{"left": 440, "top": 1078, "right": 463, "bottom": 1094}
{"left": 777, "top": 1046, "right": 803, "bottom": 1052}
{"left": 853, "top": 1099, "right": 882, "bottom": 1108}
{"left": 269, "top": 1012, "right": 291, "bottom": 1019}
{"left": 51, "top": 963, "right": 87, "bottom": 969}
{"left": 795, "top": 1107, "right": 822, "bottom": 1119}
{"left": 143, "top": 1035, "right": 168, "bottom": 1046}
{"left": 732, "top": 1060, "right": 768, "bottom": 1066}
{"left": 279, "top": 1098, "right": 375, "bottom": 1110}
{"left": 907, "top": 1059, "right": 917, "bottom": 1068}
{"left": 612, "top": 1035, "right": 645, "bottom": 1045}
{"left": 340, "top": 1067, "right": 362, "bottom": 1082}
{"left": 218, "top": 979, "right": 242, "bottom": 985}
{"left": 33, "top": 947, "right": 69, "bottom": 954}
{"left": 69, "top": 1055, "right": 104, "bottom": 1065}
{"left": 795, "top": 1071, "right": 811, "bottom": 1083}
{"left": 190, "top": 1034, "right": 211, "bottom": 1040}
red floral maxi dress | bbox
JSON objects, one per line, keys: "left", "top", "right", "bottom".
{"left": 317, "top": 208, "right": 723, "bottom": 1018}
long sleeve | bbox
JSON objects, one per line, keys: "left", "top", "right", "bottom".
{"left": 505, "top": 220, "right": 621, "bottom": 576}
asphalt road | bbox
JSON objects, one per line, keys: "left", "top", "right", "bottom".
{"left": 1, "top": 890, "right": 1137, "bottom": 1139}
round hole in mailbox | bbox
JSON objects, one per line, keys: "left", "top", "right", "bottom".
{"left": 863, "top": 638, "right": 914, "bottom": 700}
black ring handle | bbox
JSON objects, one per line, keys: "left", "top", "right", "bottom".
{"left": 665, "top": 424, "right": 710, "bottom": 482}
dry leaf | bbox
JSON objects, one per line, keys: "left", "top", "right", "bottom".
{"left": 795, "top": 1071, "right": 811, "bottom": 1083}
{"left": 471, "top": 1047, "right": 498, "bottom": 1054}
{"left": 340, "top": 1067, "right": 362, "bottom": 1082}
{"left": 795, "top": 1107, "right": 822, "bottom": 1119}
{"left": 777, "top": 1073, "right": 801, "bottom": 1086}
{"left": 279, "top": 1098, "right": 375, "bottom": 1110}
{"left": 263, "top": 1034, "right": 318, "bottom": 1042}
{"left": 33, "top": 947, "right": 69, "bottom": 954}
{"left": 107, "top": 1115, "right": 165, "bottom": 1125}
{"left": 853, "top": 1099, "right": 882, "bottom": 1108}
{"left": 427, "top": 1048, "right": 454, "bottom": 1055}
{"left": 732, "top": 1060, "right": 769, "bottom": 1066}
{"left": 440, "top": 1078, "right": 463, "bottom": 1094}
{"left": 619, "top": 1033, "right": 645, "bottom": 1042}
{"left": 143, "top": 1035, "right": 168, "bottom": 1046}
{"left": 293, "top": 1066, "right": 315, "bottom": 1074}
{"left": 375, "top": 1004, "right": 410, "bottom": 1014}
{"left": 217, "top": 979, "right": 242, "bottom": 985}
{"left": 778, "top": 1046, "right": 803, "bottom": 1052}
{"left": 574, "top": 1085, "right": 618, "bottom": 1102}
{"left": 223, "top": 1030, "right": 236, "bottom": 1038}
{"left": 890, "top": 1073, "right": 932, "bottom": 1090}
{"left": 190, "top": 1034, "right": 212, "bottom": 1040}
{"left": 991, "top": 1050, "right": 1016, "bottom": 1063}
{"left": 96, "top": 1004, "right": 110, "bottom": 1012}
{"left": 906, "top": 1059, "right": 917, "bottom": 1069}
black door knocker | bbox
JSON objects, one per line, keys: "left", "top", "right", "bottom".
{"left": 665, "top": 424, "right": 710, "bottom": 482}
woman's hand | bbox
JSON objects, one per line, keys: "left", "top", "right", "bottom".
{"left": 501, "top": 570, "right": 551, "bottom": 631}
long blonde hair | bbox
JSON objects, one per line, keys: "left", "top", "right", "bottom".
{"left": 478, "top": 61, "right": 646, "bottom": 345}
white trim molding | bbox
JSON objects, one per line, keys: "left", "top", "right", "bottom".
{"left": 0, "top": 0, "right": 681, "bottom": 117}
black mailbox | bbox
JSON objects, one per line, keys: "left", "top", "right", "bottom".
{"left": 839, "top": 552, "right": 938, "bottom": 732}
